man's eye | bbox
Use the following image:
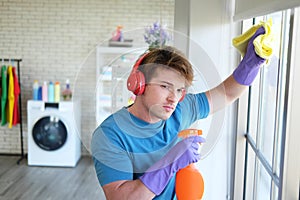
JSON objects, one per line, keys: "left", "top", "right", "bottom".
{"left": 160, "top": 85, "right": 168, "bottom": 89}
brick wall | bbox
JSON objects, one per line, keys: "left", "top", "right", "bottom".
{"left": 0, "top": 0, "right": 174, "bottom": 155}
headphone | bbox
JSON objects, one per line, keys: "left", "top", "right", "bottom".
{"left": 127, "top": 53, "right": 186, "bottom": 102}
{"left": 127, "top": 53, "right": 148, "bottom": 96}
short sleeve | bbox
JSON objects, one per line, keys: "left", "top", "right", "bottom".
{"left": 178, "top": 92, "right": 210, "bottom": 128}
{"left": 91, "top": 126, "right": 133, "bottom": 186}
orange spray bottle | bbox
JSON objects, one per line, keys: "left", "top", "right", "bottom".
{"left": 176, "top": 129, "right": 205, "bottom": 200}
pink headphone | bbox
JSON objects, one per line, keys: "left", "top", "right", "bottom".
{"left": 127, "top": 53, "right": 186, "bottom": 102}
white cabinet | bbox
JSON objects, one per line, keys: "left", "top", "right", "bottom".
{"left": 96, "top": 46, "right": 147, "bottom": 125}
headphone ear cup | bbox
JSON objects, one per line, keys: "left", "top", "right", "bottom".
{"left": 179, "top": 90, "right": 186, "bottom": 102}
{"left": 127, "top": 53, "right": 148, "bottom": 96}
{"left": 127, "top": 70, "right": 145, "bottom": 95}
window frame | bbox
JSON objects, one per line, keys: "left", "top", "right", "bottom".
{"left": 233, "top": 7, "right": 300, "bottom": 200}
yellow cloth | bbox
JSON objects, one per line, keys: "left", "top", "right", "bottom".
{"left": 232, "top": 18, "right": 274, "bottom": 60}
{"left": 6, "top": 66, "right": 14, "bottom": 128}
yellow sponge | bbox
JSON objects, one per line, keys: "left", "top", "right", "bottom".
{"left": 232, "top": 18, "right": 274, "bottom": 60}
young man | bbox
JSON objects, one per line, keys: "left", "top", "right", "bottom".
{"left": 92, "top": 27, "right": 266, "bottom": 199}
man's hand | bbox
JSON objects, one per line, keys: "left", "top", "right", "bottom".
{"left": 139, "top": 135, "right": 205, "bottom": 195}
{"left": 233, "top": 26, "right": 266, "bottom": 85}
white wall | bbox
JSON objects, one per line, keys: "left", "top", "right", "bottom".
{"left": 177, "top": 0, "right": 240, "bottom": 199}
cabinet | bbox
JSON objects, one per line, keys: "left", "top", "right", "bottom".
{"left": 96, "top": 46, "right": 147, "bottom": 125}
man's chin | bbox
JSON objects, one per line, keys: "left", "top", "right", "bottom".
{"left": 158, "top": 113, "right": 172, "bottom": 121}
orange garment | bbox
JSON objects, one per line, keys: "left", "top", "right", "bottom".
{"left": 6, "top": 66, "right": 14, "bottom": 128}
{"left": 12, "top": 67, "right": 20, "bottom": 125}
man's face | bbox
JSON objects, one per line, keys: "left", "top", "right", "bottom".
{"left": 141, "top": 67, "right": 186, "bottom": 122}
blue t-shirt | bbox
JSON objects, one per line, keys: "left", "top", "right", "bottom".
{"left": 91, "top": 93, "right": 210, "bottom": 199}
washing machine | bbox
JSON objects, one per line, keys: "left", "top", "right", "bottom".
{"left": 27, "top": 100, "right": 81, "bottom": 167}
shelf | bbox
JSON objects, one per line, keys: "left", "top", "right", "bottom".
{"left": 96, "top": 46, "right": 147, "bottom": 125}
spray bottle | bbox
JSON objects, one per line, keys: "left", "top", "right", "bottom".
{"left": 176, "top": 129, "right": 205, "bottom": 200}
{"left": 62, "top": 79, "right": 72, "bottom": 101}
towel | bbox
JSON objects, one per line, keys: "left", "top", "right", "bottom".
{"left": 232, "top": 18, "right": 274, "bottom": 60}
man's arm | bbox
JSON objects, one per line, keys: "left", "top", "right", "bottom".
{"left": 205, "top": 75, "right": 247, "bottom": 114}
{"left": 100, "top": 136, "right": 205, "bottom": 199}
{"left": 205, "top": 26, "right": 266, "bottom": 114}
{"left": 103, "top": 179, "right": 155, "bottom": 200}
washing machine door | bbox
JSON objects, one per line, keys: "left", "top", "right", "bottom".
{"left": 32, "top": 116, "right": 68, "bottom": 151}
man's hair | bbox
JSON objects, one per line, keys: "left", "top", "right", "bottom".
{"left": 137, "top": 46, "right": 194, "bottom": 86}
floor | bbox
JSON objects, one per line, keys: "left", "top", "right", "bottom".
{"left": 0, "top": 156, "right": 106, "bottom": 200}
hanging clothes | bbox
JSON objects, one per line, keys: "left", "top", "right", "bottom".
{"left": 0, "top": 67, "right": 2, "bottom": 122}
{"left": 12, "top": 67, "right": 20, "bottom": 125}
{"left": 1, "top": 65, "right": 7, "bottom": 126}
{"left": 6, "top": 66, "right": 14, "bottom": 128}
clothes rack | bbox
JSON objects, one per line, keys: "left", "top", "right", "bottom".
{"left": 0, "top": 58, "right": 25, "bottom": 164}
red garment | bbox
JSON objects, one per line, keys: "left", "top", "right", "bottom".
{"left": 12, "top": 67, "right": 20, "bottom": 125}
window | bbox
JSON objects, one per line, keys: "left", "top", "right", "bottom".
{"left": 234, "top": 8, "right": 299, "bottom": 200}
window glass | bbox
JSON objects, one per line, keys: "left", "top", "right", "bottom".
{"left": 248, "top": 76, "right": 260, "bottom": 142}
{"left": 255, "top": 161, "right": 272, "bottom": 200}
{"left": 245, "top": 147, "right": 256, "bottom": 200}
{"left": 240, "top": 9, "right": 292, "bottom": 200}
{"left": 258, "top": 12, "right": 282, "bottom": 166}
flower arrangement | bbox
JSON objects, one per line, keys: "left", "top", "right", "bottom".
{"left": 144, "top": 22, "right": 171, "bottom": 49}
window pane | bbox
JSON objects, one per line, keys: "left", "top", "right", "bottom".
{"left": 251, "top": 13, "right": 282, "bottom": 166}
{"left": 248, "top": 76, "right": 260, "bottom": 142}
{"left": 255, "top": 160, "right": 272, "bottom": 200}
{"left": 245, "top": 147, "right": 256, "bottom": 200}
{"left": 272, "top": 182, "right": 279, "bottom": 200}
{"left": 272, "top": 10, "right": 291, "bottom": 178}
{"left": 257, "top": 44, "right": 279, "bottom": 165}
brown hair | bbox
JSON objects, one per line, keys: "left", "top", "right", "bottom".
{"left": 137, "top": 46, "right": 194, "bottom": 86}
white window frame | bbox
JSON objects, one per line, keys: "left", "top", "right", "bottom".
{"left": 233, "top": 7, "right": 300, "bottom": 200}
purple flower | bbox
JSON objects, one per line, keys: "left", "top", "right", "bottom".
{"left": 144, "top": 21, "right": 172, "bottom": 48}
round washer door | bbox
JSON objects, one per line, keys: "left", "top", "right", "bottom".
{"left": 32, "top": 116, "right": 68, "bottom": 151}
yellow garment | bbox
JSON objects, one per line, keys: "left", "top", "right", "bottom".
{"left": 232, "top": 18, "right": 274, "bottom": 60}
{"left": 6, "top": 66, "right": 14, "bottom": 128}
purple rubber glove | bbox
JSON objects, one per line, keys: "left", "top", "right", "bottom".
{"left": 139, "top": 135, "right": 205, "bottom": 195}
{"left": 233, "top": 26, "right": 266, "bottom": 85}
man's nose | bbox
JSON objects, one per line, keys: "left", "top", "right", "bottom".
{"left": 167, "top": 90, "right": 180, "bottom": 102}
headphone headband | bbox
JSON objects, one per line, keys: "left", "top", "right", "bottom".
{"left": 132, "top": 53, "right": 148, "bottom": 71}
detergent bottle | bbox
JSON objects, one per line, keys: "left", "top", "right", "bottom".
{"left": 42, "top": 81, "right": 48, "bottom": 102}
{"left": 48, "top": 81, "right": 54, "bottom": 102}
{"left": 176, "top": 129, "right": 205, "bottom": 200}
{"left": 32, "top": 80, "right": 39, "bottom": 100}
{"left": 54, "top": 81, "right": 60, "bottom": 102}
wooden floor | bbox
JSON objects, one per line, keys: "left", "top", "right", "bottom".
{"left": 0, "top": 156, "right": 106, "bottom": 200}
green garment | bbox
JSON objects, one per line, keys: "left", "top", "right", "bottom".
{"left": 1, "top": 65, "right": 7, "bottom": 125}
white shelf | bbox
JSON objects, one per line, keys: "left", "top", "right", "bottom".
{"left": 96, "top": 46, "right": 147, "bottom": 125}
